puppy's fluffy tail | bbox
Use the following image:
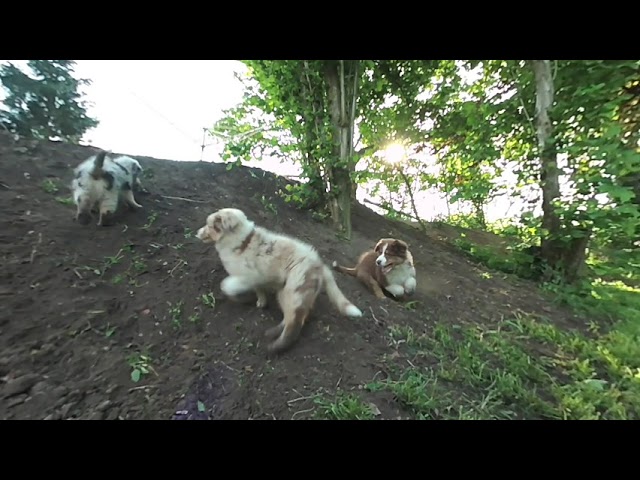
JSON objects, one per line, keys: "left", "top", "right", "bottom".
{"left": 323, "top": 264, "right": 362, "bottom": 317}
{"left": 332, "top": 260, "right": 356, "bottom": 277}
{"left": 90, "top": 150, "right": 109, "bottom": 179}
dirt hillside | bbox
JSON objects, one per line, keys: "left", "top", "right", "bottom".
{"left": 0, "top": 132, "right": 584, "bottom": 420}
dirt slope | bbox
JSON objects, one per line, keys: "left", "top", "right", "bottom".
{"left": 0, "top": 132, "right": 583, "bottom": 420}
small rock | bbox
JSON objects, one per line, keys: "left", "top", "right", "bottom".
{"left": 52, "top": 385, "right": 69, "bottom": 399}
{"left": 96, "top": 400, "right": 112, "bottom": 412}
{"left": 106, "top": 409, "right": 120, "bottom": 421}
{"left": 14, "top": 146, "right": 28, "bottom": 154}
{"left": 3, "top": 373, "right": 40, "bottom": 398}
{"left": 44, "top": 412, "right": 61, "bottom": 420}
{"left": 60, "top": 402, "right": 74, "bottom": 418}
{"left": 7, "top": 394, "right": 28, "bottom": 407}
{"left": 88, "top": 411, "right": 104, "bottom": 420}
{"left": 32, "top": 381, "right": 50, "bottom": 395}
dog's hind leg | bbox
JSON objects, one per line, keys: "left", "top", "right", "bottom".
{"left": 363, "top": 274, "right": 387, "bottom": 299}
{"left": 266, "top": 277, "right": 322, "bottom": 354}
{"left": 255, "top": 289, "right": 268, "bottom": 309}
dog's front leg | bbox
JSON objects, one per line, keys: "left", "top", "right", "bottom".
{"left": 124, "top": 190, "right": 143, "bottom": 209}
{"left": 385, "top": 284, "right": 405, "bottom": 298}
{"left": 404, "top": 276, "right": 417, "bottom": 295}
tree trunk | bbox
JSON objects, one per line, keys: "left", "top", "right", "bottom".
{"left": 532, "top": 60, "right": 590, "bottom": 283}
{"left": 324, "top": 60, "right": 358, "bottom": 239}
{"left": 472, "top": 200, "right": 487, "bottom": 230}
{"left": 299, "top": 63, "right": 327, "bottom": 210}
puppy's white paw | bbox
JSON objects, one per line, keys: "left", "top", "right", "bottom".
{"left": 256, "top": 292, "right": 268, "bottom": 309}
{"left": 345, "top": 304, "right": 363, "bottom": 317}
{"left": 385, "top": 284, "right": 405, "bottom": 298}
{"left": 404, "top": 277, "right": 417, "bottom": 295}
{"left": 221, "top": 276, "right": 249, "bottom": 297}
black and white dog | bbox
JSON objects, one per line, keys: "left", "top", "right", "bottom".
{"left": 71, "top": 150, "right": 145, "bottom": 226}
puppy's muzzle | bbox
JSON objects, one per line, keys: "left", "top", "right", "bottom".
{"left": 376, "top": 258, "right": 383, "bottom": 266}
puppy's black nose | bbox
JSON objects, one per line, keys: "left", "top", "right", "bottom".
{"left": 376, "top": 259, "right": 382, "bottom": 265}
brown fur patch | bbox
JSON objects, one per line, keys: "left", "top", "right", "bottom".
{"left": 234, "top": 228, "right": 255, "bottom": 253}
{"left": 213, "top": 216, "right": 222, "bottom": 233}
{"left": 296, "top": 265, "right": 322, "bottom": 295}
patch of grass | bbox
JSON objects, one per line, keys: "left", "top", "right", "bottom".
{"left": 167, "top": 300, "right": 183, "bottom": 330}
{"left": 55, "top": 196, "right": 74, "bottom": 205}
{"left": 377, "top": 313, "right": 640, "bottom": 420}
{"left": 201, "top": 292, "right": 216, "bottom": 309}
{"left": 142, "top": 212, "right": 158, "bottom": 230}
{"left": 258, "top": 194, "right": 277, "bottom": 215}
{"left": 454, "top": 236, "right": 540, "bottom": 280}
{"left": 104, "top": 323, "right": 117, "bottom": 338}
{"left": 131, "top": 255, "right": 147, "bottom": 274}
{"left": 313, "top": 391, "right": 377, "bottom": 420}
{"left": 41, "top": 179, "right": 59, "bottom": 194}
{"left": 128, "top": 352, "right": 156, "bottom": 383}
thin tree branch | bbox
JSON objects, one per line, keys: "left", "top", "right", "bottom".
{"left": 399, "top": 171, "right": 427, "bottom": 234}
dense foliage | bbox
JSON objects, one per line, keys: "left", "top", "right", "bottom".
{"left": 0, "top": 60, "right": 98, "bottom": 143}
{"left": 214, "top": 59, "right": 640, "bottom": 285}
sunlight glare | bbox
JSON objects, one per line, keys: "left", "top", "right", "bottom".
{"left": 382, "top": 143, "right": 406, "bottom": 164}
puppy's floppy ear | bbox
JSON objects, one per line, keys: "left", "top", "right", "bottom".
{"left": 374, "top": 240, "right": 384, "bottom": 252}
{"left": 212, "top": 215, "right": 223, "bottom": 232}
{"left": 393, "top": 240, "right": 408, "bottom": 254}
{"left": 222, "top": 211, "right": 241, "bottom": 233}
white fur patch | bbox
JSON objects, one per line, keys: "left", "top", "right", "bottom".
{"left": 345, "top": 305, "right": 363, "bottom": 317}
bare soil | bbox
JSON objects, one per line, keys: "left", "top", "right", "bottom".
{"left": 0, "top": 132, "right": 585, "bottom": 420}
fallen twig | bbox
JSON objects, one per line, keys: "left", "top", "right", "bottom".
{"left": 29, "top": 233, "right": 43, "bottom": 263}
{"left": 129, "top": 385, "right": 159, "bottom": 393}
{"left": 168, "top": 259, "right": 186, "bottom": 277}
{"left": 291, "top": 407, "right": 314, "bottom": 420}
{"left": 161, "top": 195, "right": 206, "bottom": 204}
{"left": 287, "top": 394, "right": 315, "bottom": 405}
{"left": 0, "top": 182, "right": 11, "bottom": 190}
{"left": 369, "top": 306, "right": 385, "bottom": 326}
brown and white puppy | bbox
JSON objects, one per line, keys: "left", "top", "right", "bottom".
{"left": 333, "top": 238, "right": 417, "bottom": 300}
{"left": 196, "top": 208, "right": 363, "bottom": 354}
{"left": 71, "top": 150, "right": 144, "bottom": 226}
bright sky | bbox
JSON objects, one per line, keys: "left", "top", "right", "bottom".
{"left": 0, "top": 60, "right": 526, "bottom": 223}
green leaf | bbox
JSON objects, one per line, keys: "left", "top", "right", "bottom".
{"left": 197, "top": 401, "right": 206, "bottom": 412}
{"left": 583, "top": 379, "right": 608, "bottom": 391}
{"left": 131, "top": 369, "right": 141, "bottom": 383}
